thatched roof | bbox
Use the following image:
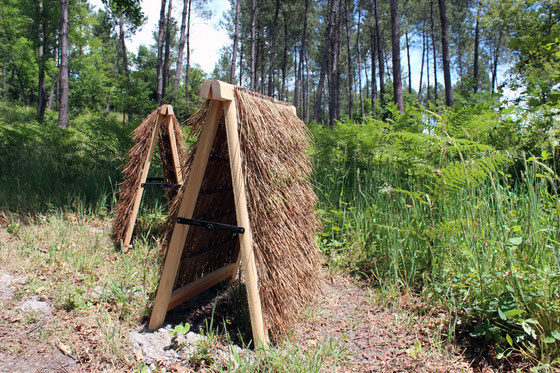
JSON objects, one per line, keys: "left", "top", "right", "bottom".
{"left": 163, "top": 88, "right": 324, "bottom": 337}
{"left": 112, "top": 109, "right": 187, "bottom": 247}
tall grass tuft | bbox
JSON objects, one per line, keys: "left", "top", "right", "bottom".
{"left": 312, "top": 109, "right": 560, "bottom": 366}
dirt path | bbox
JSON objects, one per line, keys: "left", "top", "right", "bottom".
{"left": 291, "top": 275, "right": 471, "bottom": 372}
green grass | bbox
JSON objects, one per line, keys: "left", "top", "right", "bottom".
{"left": 312, "top": 115, "right": 560, "bottom": 367}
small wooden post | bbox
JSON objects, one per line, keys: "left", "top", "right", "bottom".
{"left": 165, "top": 106, "right": 183, "bottom": 185}
{"left": 148, "top": 100, "right": 223, "bottom": 330}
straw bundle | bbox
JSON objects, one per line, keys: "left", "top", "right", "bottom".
{"left": 163, "top": 89, "right": 324, "bottom": 337}
{"left": 112, "top": 109, "right": 187, "bottom": 246}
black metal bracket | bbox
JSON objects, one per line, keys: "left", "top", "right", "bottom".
{"left": 146, "top": 177, "right": 165, "bottom": 182}
{"left": 141, "top": 183, "right": 182, "bottom": 189}
{"left": 177, "top": 217, "right": 245, "bottom": 234}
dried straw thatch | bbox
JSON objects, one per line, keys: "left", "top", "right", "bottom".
{"left": 163, "top": 89, "right": 324, "bottom": 337}
{"left": 112, "top": 109, "right": 187, "bottom": 247}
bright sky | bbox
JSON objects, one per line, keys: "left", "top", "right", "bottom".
{"left": 89, "top": 0, "right": 231, "bottom": 74}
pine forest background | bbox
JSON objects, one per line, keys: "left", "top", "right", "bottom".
{"left": 0, "top": 0, "right": 559, "bottom": 369}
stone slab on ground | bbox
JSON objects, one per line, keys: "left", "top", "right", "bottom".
{"left": 18, "top": 296, "right": 52, "bottom": 316}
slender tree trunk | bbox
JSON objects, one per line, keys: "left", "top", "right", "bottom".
{"left": 390, "top": 0, "right": 404, "bottom": 113}
{"left": 185, "top": 0, "right": 191, "bottom": 100}
{"left": 426, "top": 25, "right": 431, "bottom": 102}
{"left": 300, "top": 0, "right": 309, "bottom": 118}
{"left": 156, "top": 0, "right": 167, "bottom": 105}
{"left": 430, "top": 0, "right": 438, "bottom": 103}
{"left": 37, "top": 0, "right": 47, "bottom": 121}
{"left": 280, "top": 16, "right": 288, "bottom": 100}
{"left": 370, "top": 26, "right": 377, "bottom": 107}
{"left": 174, "top": 0, "right": 189, "bottom": 90}
{"left": 229, "top": 0, "right": 241, "bottom": 84}
{"left": 314, "top": 0, "right": 339, "bottom": 123}
{"left": 305, "top": 48, "right": 310, "bottom": 121}
{"left": 345, "top": 0, "right": 353, "bottom": 120}
{"left": 47, "top": 75, "right": 55, "bottom": 109}
{"left": 438, "top": 0, "right": 453, "bottom": 106}
{"left": 405, "top": 27, "right": 411, "bottom": 94}
{"left": 119, "top": 13, "right": 129, "bottom": 76}
{"left": 473, "top": 0, "right": 481, "bottom": 93}
{"left": 58, "top": 0, "right": 69, "bottom": 128}
{"left": 491, "top": 31, "right": 502, "bottom": 93}
{"left": 239, "top": 42, "right": 243, "bottom": 84}
{"left": 250, "top": 0, "right": 257, "bottom": 90}
{"left": 267, "top": 0, "right": 281, "bottom": 97}
{"left": 373, "top": 0, "right": 385, "bottom": 106}
{"left": 356, "top": 10, "right": 364, "bottom": 119}
{"left": 418, "top": 27, "right": 426, "bottom": 102}
{"left": 162, "top": 0, "right": 173, "bottom": 99}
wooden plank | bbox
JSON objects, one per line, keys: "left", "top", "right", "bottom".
{"left": 166, "top": 112, "right": 183, "bottom": 184}
{"left": 148, "top": 100, "right": 224, "bottom": 331}
{"left": 223, "top": 96, "right": 269, "bottom": 347}
{"left": 167, "top": 263, "right": 237, "bottom": 311}
{"left": 200, "top": 79, "right": 235, "bottom": 101}
{"left": 122, "top": 112, "right": 164, "bottom": 251}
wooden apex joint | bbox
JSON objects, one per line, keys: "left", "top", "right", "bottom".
{"left": 159, "top": 104, "right": 174, "bottom": 115}
{"left": 200, "top": 79, "right": 235, "bottom": 101}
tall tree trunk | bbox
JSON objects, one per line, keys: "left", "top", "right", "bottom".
{"left": 390, "top": 0, "right": 404, "bottom": 113}
{"left": 280, "top": 16, "right": 288, "bottom": 100}
{"left": 174, "top": 0, "right": 189, "bottom": 90}
{"left": 373, "top": 0, "right": 385, "bottom": 106}
{"left": 491, "top": 31, "right": 502, "bottom": 94}
{"left": 438, "top": 0, "right": 453, "bottom": 106}
{"left": 327, "top": 0, "right": 341, "bottom": 126}
{"left": 239, "top": 42, "right": 243, "bottom": 84}
{"left": 184, "top": 0, "right": 191, "bottom": 100}
{"left": 314, "top": 0, "right": 339, "bottom": 123}
{"left": 267, "top": 0, "right": 281, "bottom": 97}
{"left": 47, "top": 75, "right": 55, "bottom": 109}
{"left": 405, "top": 27, "right": 411, "bottom": 94}
{"left": 430, "top": 0, "right": 438, "bottom": 103}
{"left": 119, "top": 13, "right": 129, "bottom": 76}
{"left": 473, "top": 0, "right": 481, "bottom": 93}
{"left": 37, "top": 0, "right": 47, "bottom": 121}
{"left": 370, "top": 25, "right": 377, "bottom": 107}
{"left": 156, "top": 0, "right": 167, "bottom": 105}
{"left": 162, "top": 0, "right": 173, "bottom": 99}
{"left": 305, "top": 48, "right": 310, "bottom": 121}
{"left": 300, "top": 0, "right": 309, "bottom": 119}
{"left": 58, "top": 0, "right": 69, "bottom": 128}
{"left": 229, "top": 0, "right": 241, "bottom": 84}
{"left": 356, "top": 9, "right": 364, "bottom": 119}
{"left": 344, "top": 0, "right": 353, "bottom": 120}
{"left": 250, "top": 0, "right": 257, "bottom": 90}
{"left": 418, "top": 26, "right": 426, "bottom": 102}
{"left": 426, "top": 25, "right": 431, "bottom": 102}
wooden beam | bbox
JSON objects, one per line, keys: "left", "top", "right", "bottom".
{"left": 200, "top": 79, "right": 235, "bottom": 101}
{"left": 223, "top": 96, "right": 269, "bottom": 347}
{"left": 122, "top": 112, "right": 164, "bottom": 251}
{"left": 148, "top": 100, "right": 224, "bottom": 330}
{"left": 166, "top": 114, "right": 183, "bottom": 185}
{"left": 167, "top": 263, "right": 237, "bottom": 311}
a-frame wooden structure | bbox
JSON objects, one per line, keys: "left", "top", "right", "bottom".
{"left": 116, "top": 104, "right": 184, "bottom": 251}
{"left": 148, "top": 80, "right": 269, "bottom": 347}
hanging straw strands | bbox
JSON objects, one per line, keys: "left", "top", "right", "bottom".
{"left": 161, "top": 87, "right": 324, "bottom": 337}
{"left": 112, "top": 108, "right": 187, "bottom": 247}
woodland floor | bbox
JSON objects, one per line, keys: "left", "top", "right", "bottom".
{"left": 0, "top": 218, "right": 477, "bottom": 372}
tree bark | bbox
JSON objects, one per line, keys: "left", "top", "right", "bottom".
{"left": 267, "top": 0, "right": 281, "bottom": 97}
{"left": 356, "top": 9, "right": 364, "bottom": 119}
{"left": 418, "top": 27, "right": 426, "bottom": 103}
{"left": 229, "top": 0, "right": 241, "bottom": 84}
{"left": 437, "top": 0, "right": 453, "bottom": 106}
{"left": 370, "top": 25, "right": 377, "bottom": 107}
{"left": 473, "top": 0, "right": 481, "bottom": 93}
{"left": 156, "top": 0, "right": 167, "bottom": 105}
{"left": 250, "top": 0, "right": 257, "bottom": 90}
{"left": 174, "top": 0, "right": 189, "bottom": 90}
{"left": 37, "top": 0, "right": 47, "bottom": 121}
{"left": 373, "top": 0, "right": 385, "bottom": 106}
{"left": 430, "top": 0, "right": 438, "bottom": 103}
{"left": 491, "top": 30, "right": 502, "bottom": 94}
{"left": 280, "top": 16, "right": 288, "bottom": 100}
{"left": 344, "top": 0, "right": 353, "bottom": 120}
{"left": 119, "top": 13, "right": 129, "bottom": 76}
{"left": 47, "top": 74, "right": 55, "bottom": 110}
{"left": 405, "top": 27, "right": 411, "bottom": 94}
{"left": 314, "top": 0, "right": 339, "bottom": 123}
{"left": 58, "top": 0, "right": 69, "bottom": 128}
{"left": 162, "top": 0, "right": 173, "bottom": 99}
{"left": 185, "top": 0, "right": 191, "bottom": 100}
{"left": 390, "top": 0, "right": 404, "bottom": 113}
{"left": 300, "top": 0, "right": 309, "bottom": 119}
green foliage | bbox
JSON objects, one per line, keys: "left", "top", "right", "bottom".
{"left": 313, "top": 104, "right": 560, "bottom": 366}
